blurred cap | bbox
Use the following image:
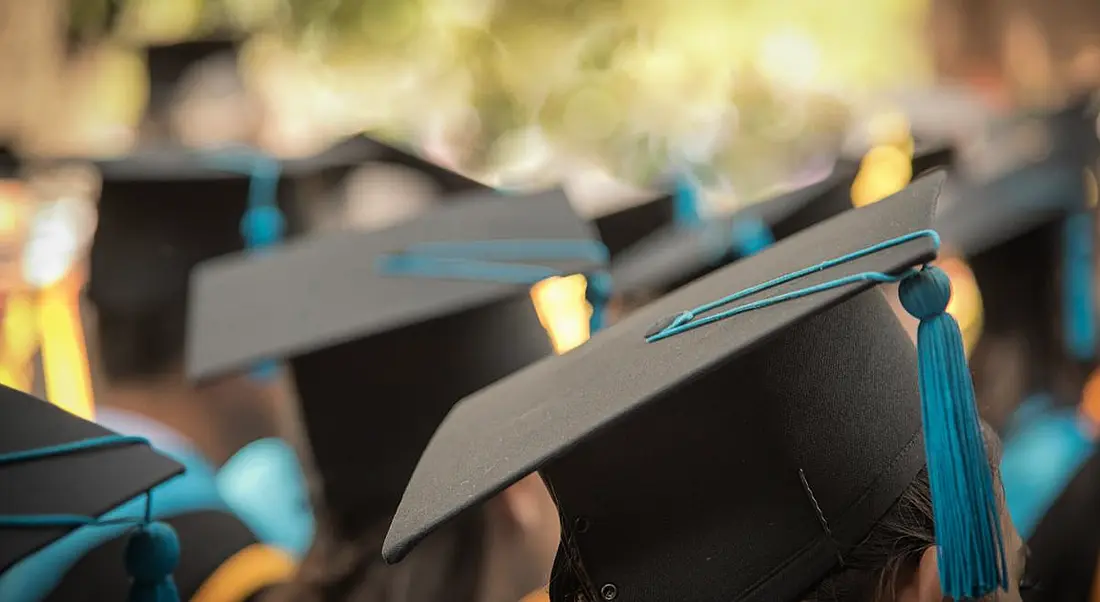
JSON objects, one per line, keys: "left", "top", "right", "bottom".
{"left": 186, "top": 188, "right": 606, "bottom": 525}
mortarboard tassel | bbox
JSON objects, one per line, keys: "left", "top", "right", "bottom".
{"left": 898, "top": 266, "right": 1008, "bottom": 599}
{"left": 208, "top": 151, "right": 286, "bottom": 380}
{"left": 730, "top": 216, "right": 775, "bottom": 258}
{"left": 1063, "top": 210, "right": 1095, "bottom": 362}
{"left": 0, "top": 435, "right": 182, "bottom": 602}
{"left": 645, "top": 230, "right": 1007, "bottom": 599}
{"left": 125, "top": 520, "right": 181, "bottom": 602}
{"left": 673, "top": 175, "right": 703, "bottom": 229}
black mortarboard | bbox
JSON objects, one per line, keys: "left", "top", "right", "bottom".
{"left": 609, "top": 164, "right": 857, "bottom": 299}
{"left": 937, "top": 99, "right": 1100, "bottom": 371}
{"left": 186, "top": 188, "right": 606, "bottom": 528}
{"left": 385, "top": 173, "right": 1011, "bottom": 602}
{"left": 87, "top": 156, "right": 266, "bottom": 314}
{"left": 145, "top": 39, "right": 239, "bottom": 124}
{"left": 0, "top": 384, "right": 181, "bottom": 573}
{"left": 936, "top": 100, "right": 1099, "bottom": 257}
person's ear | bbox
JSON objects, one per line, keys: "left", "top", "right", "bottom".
{"left": 494, "top": 475, "right": 549, "bottom": 533}
{"left": 898, "top": 547, "right": 943, "bottom": 602}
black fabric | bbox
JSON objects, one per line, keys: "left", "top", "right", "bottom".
{"left": 1025, "top": 451, "right": 1100, "bottom": 602}
{"left": 0, "top": 385, "right": 182, "bottom": 572}
{"left": 592, "top": 195, "right": 675, "bottom": 259}
{"left": 187, "top": 188, "right": 602, "bottom": 531}
{"left": 87, "top": 175, "right": 254, "bottom": 314}
{"left": 545, "top": 291, "right": 924, "bottom": 602}
{"left": 383, "top": 173, "right": 945, "bottom": 602}
{"left": 45, "top": 509, "right": 261, "bottom": 602}
{"left": 968, "top": 222, "right": 1092, "bottom": 417}
{"left": 293, "top": 293, "right": 554, "bottom": 531}
{"left": 911, "top": 141, "right": 955, "bottom": 179}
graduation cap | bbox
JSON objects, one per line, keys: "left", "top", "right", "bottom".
{"left": 0, "top": 384, "right": 184, "bottom": 600}
{"left": 384, "top": 172, "right": 1011, "bottom": 602}
{"left": 609, "top": 165, "right": 858, "bottom": 300}
{"left": 85, "top": 151, "right": 296, "bottom": 317}
{"left": 186, "top": 188, "right": 607, "bottom": 528}
{"left": 936, "top": 99, "right": 1100, "bottom": 366}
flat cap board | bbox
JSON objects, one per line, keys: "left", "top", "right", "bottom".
{"left": 384, "top": 171, "right": 945, "bottom": 564}
{"left": 609, "top": 166, "right": 856, "bottom": 296}
{"left": 0, "top": 385, "right": 183, "bottom": 572}
{"left": 187, "top": 187, "right": 602, "bottom": 379}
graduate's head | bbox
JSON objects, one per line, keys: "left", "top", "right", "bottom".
{"left": 806, "top": 428, "right": 1027, "bottom": 602}
{"left": 86, "top": 160, "right": 292, "bottom": 455}
{"left": 382, "top": 173, "right": 1024, "bottom": 602}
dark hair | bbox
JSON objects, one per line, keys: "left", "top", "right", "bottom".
{"left": 806, "top": 425, "right": 1004, "bottom": 602}
{"left": 274, "top": 509, "right": 487, "bottom": 602}
{"left": 94, "top": 300, "right": 187, "bottom": 383}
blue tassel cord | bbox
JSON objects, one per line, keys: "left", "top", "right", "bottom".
{"left": 1063, "top": 211, "right": 1095, "bottom": 362}
{"left": 0, "top": 436, "right": 181, "bottom": 602}
{"left": 207, "top": 151, "right": 286, "bottom": 380}
{"left": 377, "top": 240, "right": 608, "bottom": 284}
{"left": 646, "top": 230, "right": 1007, "bottom": 600}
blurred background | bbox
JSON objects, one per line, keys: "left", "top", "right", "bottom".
{"left": 0, "top": 0, "right": 969, "bottom": 417}
{"left": 5, "top": 2, "right": 1100, "bottom": 600}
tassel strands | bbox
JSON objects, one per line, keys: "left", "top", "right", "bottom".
{"left": 898, "top": 266, "right": 1008, "bottom": 599}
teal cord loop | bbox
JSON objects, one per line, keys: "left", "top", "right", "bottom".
{"left": 376, "top": 239, "right": 609, "bottom": 286}
{"left": 645, "top": 229, "right": 1008, "bottom": 599}
{"left": 1063, "top": 211, "right": 1095, "bottom": 361}
{"left": 205, "top": 150, "right": 286, "bottom": 381}
{"left": 646, "top": 229, "right": 940, "bottom": 343}
{"left": 0, "top": 435, "right": 182, "bottom": 602}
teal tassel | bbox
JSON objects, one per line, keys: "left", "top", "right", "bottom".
{"left": 1063, "top": 212, "right": 1095, "bottom": 361}
{"left": 898, "top": 266, "right": 1008, "bottom": 599}
{"left": 240, "top": 204, "right": 286, "bottom": 250}
{"left": 730, "top": 217, "right": 775, "bottom": 258}
{"left": 125, "top": 522, "right": 180, "bottom": 602}
{"left": 673, "top": 176, "right": 703, "bottom": 228}
{"left": 235, "top": 155, "right": 285, "bottom": 382}
{"left": 586, "top": 271, "right": 612, "bottom": 333}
